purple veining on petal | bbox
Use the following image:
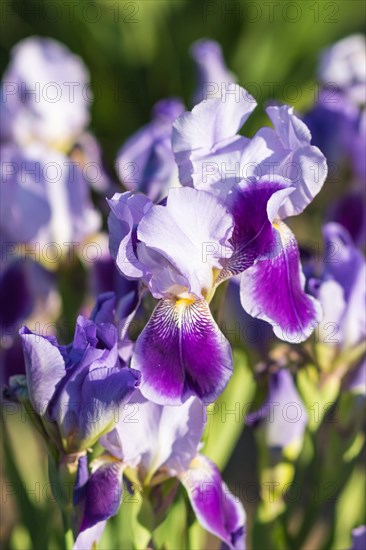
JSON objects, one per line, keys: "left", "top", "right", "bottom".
{"left": 240, "top": 221, "right": 322, "bottom": 343}
{"left": 221, "top": 179, "right": 293, "bottom": 279}
{"left": 131, "top": 298, "right": 233, "bottom": 405}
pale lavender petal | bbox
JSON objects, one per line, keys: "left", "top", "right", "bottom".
{"left": 322, "top": 223, "right": 366, "bottom": 346}
{"left": 19, "top": 328, "right": 66, "bottom": 416}
{"left": 78, "top": 366, "right": 140, "bottom": 449}
{"left": 190, "top": 39, "right": 237, "bottom": 104}
{"left": 240, "top": 222, "right": 322, "bottom": 342}
{"left": 107, "top": 191, "right": 153, "bottom": 279}
{"left": 180, "top": 454, "right": 246, "bottom": 549}
{"left": 1, "top": 36, "right": 90, "bottom": 146}
{"left": 137, "top": 187, "right": 233, "bottom": 298}
{"left": 0, "top": 144, "right": 51, "bottom": 244}
{"left": 101, "top": 391, "right": 205, "bottom": 478}
{"left": 319, "top": 34, "right": 366, "bottom": 104}
{"left": 131, "top": 298, "right": 233, "bottom": 405}
{"left": 172, "top": 85, "right": 256, "bottom": 190}
{"left": 73, "top": 521, "right": 107, "bottom": 550}
{"left": 254, "top": 106, "right": 328, "bottom": 218}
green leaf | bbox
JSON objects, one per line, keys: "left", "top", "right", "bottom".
{"left": 202, "top": 349, "right": 256, "bottom": 470}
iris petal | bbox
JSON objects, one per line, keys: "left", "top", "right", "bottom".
{"left": 131, "top": 298, "right": 233, "bottom": 405}
{"left": 180, "top": 454, "right": 246, "bottom": 549}
{"left": 240, "top": 221, "right": 322, "bottom": 342}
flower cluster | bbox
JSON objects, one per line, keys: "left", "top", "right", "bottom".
{"left": 2, "top": 32, "right": 365, "bottom": 550}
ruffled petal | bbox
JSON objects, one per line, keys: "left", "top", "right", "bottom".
{"left": 240, "top": 222, "right": 322, "bottom": 342}
{"left": 180, "top": 454, "right": 246, "bottom": 549}
{"left": 220, "top": 179, "right": 293, "bottom": 279}
{"left": 131, "top": 298, "right": 233, "bottom": 405}
{"left": 254, "top": 106, "right": 327, "bottom": 218}
{"left": 172, "top": 85, "right": 256, "bottom": 190}
{"left": 173, "top": 84, "right": 255, "bottom": 153}
{"left": 137, "top": 187, "right": 233, "bottom": 298}
{"left": 107, "top": 191, "right": 153, "bottom": 279}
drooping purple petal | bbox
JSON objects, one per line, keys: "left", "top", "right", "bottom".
{"left": 131, "top": 298, "right": 233, "bottom": 405}
{"left": 246, "top": 369, "right": 308, "bottom": 449}
{"left": 180, "top": 454, "right": 246, "bottom": 549}
{"left": 331, "top": 192, "right": 366, "bottom": 247}
{"left": 80, "top": 459, "right": 124, "bottom": 530}
{"left": 74, "top": 458, "right": 124, "bottom": 550}
{"left": 240, "top": 221, "right": 322, "bottom": 342}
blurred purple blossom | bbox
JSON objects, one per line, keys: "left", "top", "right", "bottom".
{"left": 1, "top": 36, "right": 90, "bottom": 149}
{"left": 115, "top": 98, "right": 185, "bottom": 201}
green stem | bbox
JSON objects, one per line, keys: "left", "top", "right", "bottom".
{"left": 62, "top": 505, "right": 75, "bottom": 550}
{"left": 63, "top": 525, "right": 74, "bottom": 550}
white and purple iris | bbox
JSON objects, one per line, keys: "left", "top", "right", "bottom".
{"left": 73, "top": 392, "right": 246, "bottom": 550}
{"left": 108, "top": 84, "right": 327, "bottom": 405}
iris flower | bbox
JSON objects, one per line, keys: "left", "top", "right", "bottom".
{"left": 73, "top": 392, "right": 246, "bottom": 550}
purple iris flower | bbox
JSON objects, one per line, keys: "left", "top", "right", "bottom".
{"left": 171, "top": 86, "right": 325, "bottom": 342}
{"left": 309, "top": 223, "right": 365, "bottom": 349}
{"left": 350, "top": 525, "right": 366, "bottom": 550}
{"left": 246, "top": 368, "right": 308, "bottom": 450}
{"left": 1, "top": 143, "right": 101, "bottom": 254}
{"left": 318, "top": 34, "right": 366, "bottom": 107}
{"left": 1, "top": 36, "right": 90, "bottom": 149}
{"left": 115, "top": 98, "right": 185, "bottom": 201}
{"left": 73, "top": 392, "right": 246, "bottom": 549}
{"left": 190, "top": 39, "right": 237, "bottom": 104}
{"left": 172, "top": 84, "right": 327, "bottom": 208}
{"left": 303, "top": 90, "right": 359, "bottom": 171}
{"left": 19, "top": 292, "right": 140, "bottom": 454}
{"left": 108, "top": 186, "right": 234, "bottom": 405}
